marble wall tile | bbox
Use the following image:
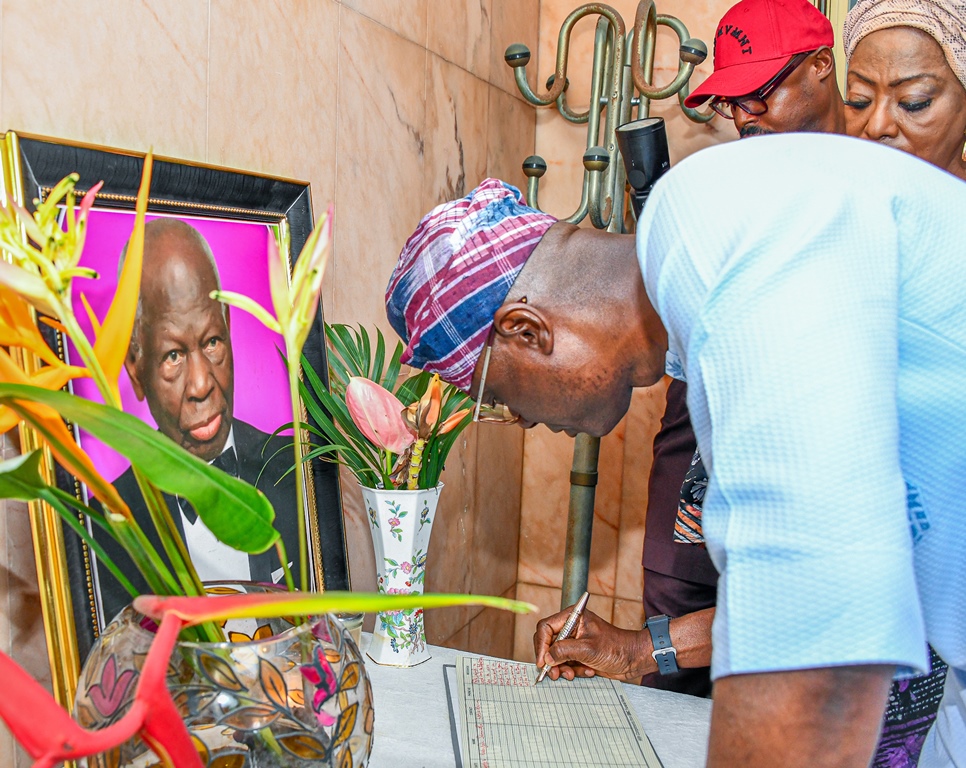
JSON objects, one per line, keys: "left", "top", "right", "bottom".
{"left": 341, "top": 0, "right": 428, "bottom": 46}
{"left": 488, "top": 0, "right": 540, "bottom": 99}
{"left": 331, "top": 7, "right": 428, "bottom": 331}
{"left": 425, "top": 427, "right": 480, "bottom": 644}
{"left": 518, "top": 428, "right": 573, "bottom": 588}
{"left": 512, "top": 582, "right": 613, "bottom": 662}
{"left": 437, "top": 622, "right": 471, "bottom": 651}
{"left": 426, "top": 0, "right": 491, "bottom": 81}
{"left": 1, "top": 0, "right": 208, "bottom": 161}
{"left": 615, "top": 382, "right": 669, "bottom": 602}
{"left": 472, "top": 425, "right": 524, "bottom": 598}
{"left": 422, "top": 54, "right": 490, "bottom": 211}
{"left": 587, "top": 419, "right": 627, "bottom": 599}
{"left": 208, "top": 0, "right": 340, "bottom": 207}
{"left": 467, "top": 584, "right": 518, "bottom": 659}
{"left": 486, "top": 86, "right": 538, "bottom": 193}
{"left": 340, "top": 467, "right": 376, "bottom": 595}
{"left": 613, "top": 596, "right": 645, "bottom": 631}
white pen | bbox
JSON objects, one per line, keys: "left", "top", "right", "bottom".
{"left": 535, "top": 591, "right": 590, "bottom": 685}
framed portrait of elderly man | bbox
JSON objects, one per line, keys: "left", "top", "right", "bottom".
{"left": 0, "top": 132, "right": 349, "bottom": 700}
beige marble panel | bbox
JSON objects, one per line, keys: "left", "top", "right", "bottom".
{"left": 485, "top": 86, "right": 537, "bottom": 193}
{"left": 518, "top": 427, "right": 572, "bottom": 588}
{"left": 586, "top": 417, "right": 626, "bottom": 599}
{"left": 437, "top": 621, "right": 471, "bottom": 652}
{"left": 471, "top": 424, "right": 524, "bottom": 598}
{"left": 532, "top": 108, "right": 589, "bottom": 221}
{"left": 615, "top": 381, "right": 669, "bottom": 602}
{"left": 331, "top": 7, "right": 427, "bottom": 331}
{"left": 422, "top": 54, "right": 490, "bottom": 211}
{"left": 341, "top": 467, "right": 377, "bottom": 593}
{"left": 489, "top": 0, "right": 540, "bottom": 99}
{"left": 1, "top": 0, "right": 208, "bottom": 161}
{"left": 425, "top": 427, "right": 481, "bottom": 644}
{"left": 341, "top": 0, "right": 428, "bottom": 46}
{"left": 426, "top": 0, "right": 491, "bottom": 81}
{"left": 208, "top": 0, "right": 339, "bottom": 206}
{"left": 613, "top": 595, "right": 645, "bottom": 631}
{"left": 466, "top": 584, "right": 517, "bottom": 658}
{"left": 512, "top": 582, "right": 613, "bottom": 662}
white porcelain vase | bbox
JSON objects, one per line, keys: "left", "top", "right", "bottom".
{"left": 360, "top": 483, "right": 442, "bottom": 667}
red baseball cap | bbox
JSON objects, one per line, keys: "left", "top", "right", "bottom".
{"left": 684, "top": 0, "right": 833, "bottom": 108}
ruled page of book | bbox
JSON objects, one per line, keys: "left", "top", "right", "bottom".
{"left": 455, "top": 655, "right": 663, "bottom": 768}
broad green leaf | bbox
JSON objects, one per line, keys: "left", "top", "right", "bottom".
{"left": 0, "top": 384, "right": 278, "bottom": 554}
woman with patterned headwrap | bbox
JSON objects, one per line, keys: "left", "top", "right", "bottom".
{"left": 843, "top": 4, "right": 965, "bottom": 767}
{"left": 844, "top": 0, "right": 966, "bottom": 181}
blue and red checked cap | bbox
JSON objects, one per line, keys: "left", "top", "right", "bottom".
{"left": 385, "top": 179, "right": 556, "bottom": 393}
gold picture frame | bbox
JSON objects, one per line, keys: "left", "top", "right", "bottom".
{"left": 0, "top": 132, "right": 350, "bottom": 709}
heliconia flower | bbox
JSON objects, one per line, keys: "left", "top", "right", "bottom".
{"left": 346, "top": 377, "right": 415, "bottom": 455}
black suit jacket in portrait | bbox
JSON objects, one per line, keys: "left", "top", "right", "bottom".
{"left": 96, "top": 419, "right": 302, "bottom": 622}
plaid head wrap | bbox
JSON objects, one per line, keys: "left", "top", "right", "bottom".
{"left": 844, "top": 0, "right": 966, "bottom": 92}
{"left": 385, "top": 179, "right": 556, "bottom": 393}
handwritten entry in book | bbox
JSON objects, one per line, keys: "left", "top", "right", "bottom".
{"left": 456, "top": 655, "right": 663, "bottom": 768}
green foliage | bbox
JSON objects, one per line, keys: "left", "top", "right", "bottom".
{"left": 0, "top": 384, "right": 279, "bottom": 554}
{"left": 299, "top": 324, "right": 472, "bottom": 489}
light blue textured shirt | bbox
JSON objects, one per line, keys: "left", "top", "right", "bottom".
{"left": 637, "top": 134, "right": 966, "bottom": 695}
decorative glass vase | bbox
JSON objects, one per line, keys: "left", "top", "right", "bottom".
{"left": 361, "top": 483, "right": 442, "bottom": 667}
{"left": 73, "top": 582, "right": 373, "bottom": 767}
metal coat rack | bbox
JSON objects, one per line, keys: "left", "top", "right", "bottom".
{"left": 504, "top": 1, "right": 712, "bottom": 608}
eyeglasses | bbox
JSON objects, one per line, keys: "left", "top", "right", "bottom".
{"left": 472, "top": 332, "right": 520, "bottom": 426}
{"left": 710, "top": 51, "right": 813, "bottom": 120}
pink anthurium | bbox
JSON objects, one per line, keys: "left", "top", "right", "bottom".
{"left": 346, "top": 376, "right": 415, "bottom": 455}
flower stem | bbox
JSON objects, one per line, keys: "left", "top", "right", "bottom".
{"left": 286, "top": 339, "right": 308, "bottom": 593}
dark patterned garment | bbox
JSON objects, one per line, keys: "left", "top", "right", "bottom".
{"left": 875, "top": 647, "right": 949, "bottom": 768}
{"left": 673, "top": 450, "right": 707, "bottom": 545}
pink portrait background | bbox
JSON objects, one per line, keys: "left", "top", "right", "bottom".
{"left": 68, "top": 209, "right": 292, "bottom": 483}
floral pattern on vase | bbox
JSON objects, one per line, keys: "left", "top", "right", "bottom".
{"left": 73, "top": 582, "right": 374, "bottom": 767}
{"left": 361, "top": 484, "right": 441, "bottom": 667}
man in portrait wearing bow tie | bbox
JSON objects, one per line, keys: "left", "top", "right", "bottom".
{"left": 98, "top": 218, "right": 300, "bottom": 621}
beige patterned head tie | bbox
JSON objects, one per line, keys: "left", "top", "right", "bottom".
{"left": 844, "top": 0, "right": 966, "bottom": 92}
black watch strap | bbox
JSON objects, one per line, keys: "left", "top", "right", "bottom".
{"left": 644, "top": 614, "right": 679, "bottom": 675}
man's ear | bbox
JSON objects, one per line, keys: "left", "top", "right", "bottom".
{"left": 492, "top": 301, "right": 554, "bottom": 356}
{"left": 813, "top": 46, "right": 836, "bottom": 82}
{"left": 124, "top": 352, "right": 146, "bottom": 402}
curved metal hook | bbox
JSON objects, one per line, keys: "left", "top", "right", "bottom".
{"left": 658, "top": 14, "right": 715, "bottom": 123}
{"left": 631, "top": 1, "right": 704, "bottom": 101}
{"left": 507, "top": 3, "right": 626, "bottom": 108}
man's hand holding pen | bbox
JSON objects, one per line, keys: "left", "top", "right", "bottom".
{"left": 533, "top": 601, "right": 654, "bottom": 683}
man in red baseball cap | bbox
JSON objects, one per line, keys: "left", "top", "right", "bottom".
{"left": 685, "top": 0, "right": 845, "bottom": 137}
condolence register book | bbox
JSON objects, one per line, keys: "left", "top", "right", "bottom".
{"left": 445, "top": 654, "right": 663, "bottom": 768}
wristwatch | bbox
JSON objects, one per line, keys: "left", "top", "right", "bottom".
{"left": 644, "top": 614, "right": 679, "bottom": 675}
